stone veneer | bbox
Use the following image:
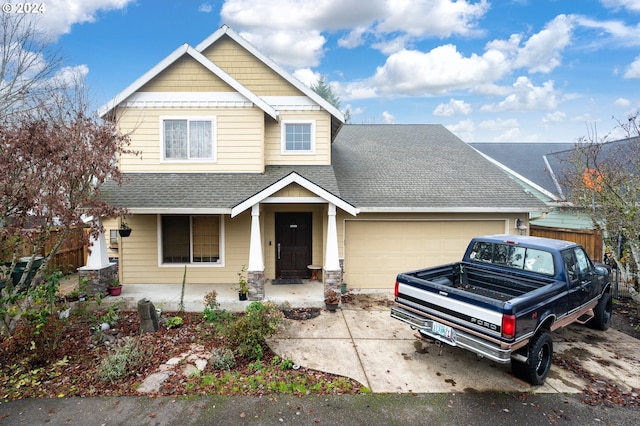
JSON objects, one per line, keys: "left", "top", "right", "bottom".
{"left": 247, "top": 270, "right": 265, "bottom": 301}
{"left": 324, "top": 269, "right": 343, "bottom": 301}
{"left": 78, "top": 263, "right": 117, "bottom": 296}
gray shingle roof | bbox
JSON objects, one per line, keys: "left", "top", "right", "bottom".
{"left": 331, "top": 125, "right": 546, "bottom": 211}
{"left": 469, "top": 142, "right": 575, "bottom": 198}
{"left": 99, "top": 125, "right": 547, "bottom": 213}
{"left": 99, "top": 166, "right": 340, "bottom": 210}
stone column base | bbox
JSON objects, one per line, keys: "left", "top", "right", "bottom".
{"left": 324, "top": 269, "right": 343, "bottom": 302}
{"left": 247, "top": 270, "right": 265, "bottom": 301}
{"left": 78, "top": 263, "right": 117, "bottom": 296}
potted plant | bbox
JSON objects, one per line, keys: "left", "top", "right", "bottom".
{"left": 108, "top": 280, "right": 122, "bottom": 296}
{"left": 324, "top": 289, "right": 340, "bottom": 312}
{"left": 118, "top": 221, "right": 132, "bottom": 237}
{"left": 238, "top": 266, "right": 248, "bottom": 301}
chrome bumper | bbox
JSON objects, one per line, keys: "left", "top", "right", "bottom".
{"left": 391, "top": 305, "right": 513, "bottom": 364}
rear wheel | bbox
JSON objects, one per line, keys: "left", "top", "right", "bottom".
{"left": 512, "top": 331, "right": 553, "bottom": 385}
{"left": 588, "top": 292, "right": 612, "bottom": 331}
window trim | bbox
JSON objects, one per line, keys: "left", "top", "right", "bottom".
{"left": 157, "top": 214, "right": 225, "bottom": 267}
{"left": 281, "top": 120, "right": 315, "bottom": 155}
{"left": 160, "top": 116, "right": 217, "bottom": 162}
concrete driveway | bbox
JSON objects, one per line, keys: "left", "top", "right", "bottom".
{"left": 268, "top": 292, "right": 640, "bottom": 394}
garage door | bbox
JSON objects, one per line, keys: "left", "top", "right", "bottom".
{"left": 344, "top": 220, "right": 506, "bottom": 289}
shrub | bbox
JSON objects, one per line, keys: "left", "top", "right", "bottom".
{"left": 210, "top": 347, "right": 235, "bottom": 370}
{"left": 223, "top": 301, "right": 283, "bottom": 361}
{"left": 98, "top": 337, "right": 153, "bottom": 383}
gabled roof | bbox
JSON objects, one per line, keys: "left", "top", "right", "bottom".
{"left": 195, "top": 25, "right": 344, "bottom": 123}
{"left": 97, "top": 43, "right": 278, "bottom": 120}
{"left": 470, "top": 143, "right": 575, "bottom": 201}
{"left": 231, "top": 172, "right": 357, "bottom": 217}
{"left": 332, "top": 125, "right": 547, "bottom": 212}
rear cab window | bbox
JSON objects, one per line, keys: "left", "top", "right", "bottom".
{"left": 469, "top": 241, "right": 555, "bottom": 276}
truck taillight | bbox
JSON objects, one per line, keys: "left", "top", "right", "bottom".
{"left": 502, "top": 314, "right": 516, "bottom": 339}
{"left": 394, "top": 281, "right": 399, "bottom": 298}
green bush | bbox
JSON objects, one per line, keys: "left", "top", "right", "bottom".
{"left": 223, "top": 301, "right": 283, "bottom": 361}
{"left": 210, "top": 347, "right": 235, "bottom": 370}
{"left": 98, "top": 337, "right": 153, "bottom": 383}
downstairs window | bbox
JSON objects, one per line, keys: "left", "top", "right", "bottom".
{"left": 161, "top": 215, "right": 221, "bottom": 264}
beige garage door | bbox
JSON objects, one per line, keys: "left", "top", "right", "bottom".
{"left": 344, "top": 220, "right": 506, "bottom": 289}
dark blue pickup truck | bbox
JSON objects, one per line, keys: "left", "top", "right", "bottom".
{"left": 391, "top": 234, "right": 612, "bottom": 385}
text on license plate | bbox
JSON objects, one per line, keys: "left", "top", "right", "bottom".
{"left": 431, "top": 321, "right": 453, "bottom": 340}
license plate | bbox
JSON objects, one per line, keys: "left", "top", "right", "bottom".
{"left": 431, "top": 321, "right": 454, "bottom": 342}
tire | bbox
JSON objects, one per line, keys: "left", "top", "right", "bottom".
{"left": 512, "top": 331, "right": 553, "bottom": 385}
{"left": 588, "top": 292, "right": 612, "bottom": 331}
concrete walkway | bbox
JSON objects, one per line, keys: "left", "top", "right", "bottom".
{"left": 268, "top": 296, "right": 640, "bottom": 394}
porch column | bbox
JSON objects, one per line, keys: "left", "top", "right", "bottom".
{"left": 247, "top": 204, "right": 265, "bottom": 300}
{"left": 324, "top": 203, "right": 342, "bottom": 297}
{"left": 78, "top": 218, "right": 117, "bottom": 296}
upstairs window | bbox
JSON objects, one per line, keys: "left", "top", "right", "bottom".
{"left": 162, "top": 117, "right": 215, "bottom": 161}
{"left": 282, "top": 121, "right": 314, "bottom": 154}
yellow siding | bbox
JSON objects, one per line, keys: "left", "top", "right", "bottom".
{"left": 265, "top": 111, "right": 332, "bottom": 165}
{"left": 272, "top": 183, "right": 316, "bottom": 198}
{"left": 119, "top": 214, "right": 251, "bottom": 284}
{"left": 201, "top": 36, "right": 303, "bottom": 96}
{"left": 116, "top": 107, "right": 265, "bottom": 173}
{"left": 139, "top": 56, "right": 234, "bottom": 92}
{"left": 339, "top": 213, "right": 516, "bottom": 289}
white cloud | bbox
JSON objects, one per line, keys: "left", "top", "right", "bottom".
{"left": 35, "top": 0, "right": 134, "bottom": 38}
{"left": 600, "top": 0, "right": 640, "bottom": 13}
{"left": 574, "top": 16, "right": 640, "bottom": 47}
{"left": 376, "top": 0, "right": 489, "bottom": 38}
{"left": 479, "top": 118, "right": 520, "bottom": 130}
{"left": 338, "top": 26, "right": 368, "bottom": 49}
{"left": 494, "top": 127, "right": 521, "bottom": 142}
{"left": 221, "top": 0, "right": 383, "bottom": 67}
{"left": 292, "top": 68, "right": 321, "bottom": 87}
{"left": 199, "top": 3, "right": 213, "bottom": 13}
{"left": 371, "top": 35, "right": 411, "bottom": 55}
{"left": 614, "top": 97, "right": 631, "bottom": 107}
{"left": 239, "top": 29, "right": 326, "bottom": 68}
{"left": 373, "top": 45, "right": 510, "bottom": 96}
{"left": 382, "top": 111, "right": 395, "bottom": 123}
{"left": 220, "top": 0, "right": 492, "bottom": 67}
{"left": 433, "top": 99, "right": 472, "bottom": 117}
{"left": 540, "top": 111, "right": 566, "bottom": 126}
{"left": 481, "top": 77, "right": 558, "bottom": 112}
{"left": 446, "top": 119, "right": 476, "bottom": 142}
{"left": 513, "top": 14, "right": 573, "bottom": 73}
{"left": 624, "top": 56, "right": 640, "bottom": 78}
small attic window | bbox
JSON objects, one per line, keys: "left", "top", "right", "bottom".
{"left": 282, "top": 120, "right": 315, "bottom": 154}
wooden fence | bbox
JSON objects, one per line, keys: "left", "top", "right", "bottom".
{"left": 530, "top": 225, "right": 603, "bottom": 262}
{"left": 12, "top": 227, "right": 88, "bottom": 274}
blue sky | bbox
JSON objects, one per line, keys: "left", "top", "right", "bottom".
{"left": 29, "top": 0, "right": 640, "bottom": 142}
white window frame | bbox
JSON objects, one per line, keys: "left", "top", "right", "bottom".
{"left": 160, "top": 116, "right": 217, "bottom": 162}
{"left": 281, "top": 120, "right": 315, "bottom": 155}
{"left": 157, "top": 214, "right": 225, "bottom": 267}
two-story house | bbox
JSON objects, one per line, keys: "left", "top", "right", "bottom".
{"left": 97, "top": 25, "right": 545, "bottom": 301}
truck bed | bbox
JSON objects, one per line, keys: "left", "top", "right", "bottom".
{"left": 404, "top": 262, "right": 555, "bottom": 303}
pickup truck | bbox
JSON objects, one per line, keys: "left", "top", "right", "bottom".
{"left": 390, "top": 234, "right": 612, "bottom": 385}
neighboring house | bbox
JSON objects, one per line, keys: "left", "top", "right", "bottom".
{"left": 469, "top": 143, "right": 603, "bottom": 261}
{"left": 97, "top": 25, "right": 545, "bottom": 298}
